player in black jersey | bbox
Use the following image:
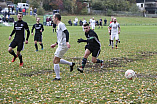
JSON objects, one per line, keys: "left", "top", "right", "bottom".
{"left": 31, "top": 17, "right": 44, "bottom": 51}
{"left": 77, "top": 23, "right": 104, "bottom": 73}
{"left": 8, "top": 12, "right": 30, "bottom": 66}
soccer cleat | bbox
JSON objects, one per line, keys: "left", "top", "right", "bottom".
{"left": 12, "top": 55, "right": 18, "bottom": 62}
{"left": 41, "top": 48, "right": 43, "bottom": 50}
{"left": 70, "top": 62, "right": 75, "bottom": 72}
{"left": 101, "top": 60, "right": 104, "bottom": 69}
{"left": 77, "top": 68, "right": 84, "bottom": 73}
{"left": 52, "top": 78, "right": 61, "bottom": 81}
{"left": 112, "top": 47, "right": 114, "bottom": 49}
{"left": 108, "top": 44, "right": 111, "bottom": 46}
{"left": 20, "top": 62, "right": 24, "bottom": 66}
{"left": 116, "top": 47, "right": 117, "bottom": 49}
{"left": 118, "top": 39, "right": 120, "bottom": 43}
{"left": 36, "top": 50, "right": 38, "bottom": 52}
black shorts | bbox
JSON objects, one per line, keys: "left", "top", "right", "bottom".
{"left": 53, "top": 24, "right": 56, "bottom": 28}
{"left": 9, "top": 40, "right": 24, "bottom": 51}
{"left": 100, "top": 22, "right": 102, "bottom": 26}
{"left": 34, "top": 35, "right": 42, "bottom": 42}
{"left": 85, "top": 45, "right": 101, "bottom": 57}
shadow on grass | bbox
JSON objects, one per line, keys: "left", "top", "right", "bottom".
{"left": 20, "top": 51, "right": 157, "bottom": 78}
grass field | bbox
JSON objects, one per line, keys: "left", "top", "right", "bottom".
{"left": 0, "top": 16, "right": 157, "bottom": 103}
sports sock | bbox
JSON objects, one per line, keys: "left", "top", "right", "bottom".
{"left": 96, "top": 59, "right": 103, "bottom": 63}
{"left": 40, "top": 43, "right": 43, "bottom": 49}
{"left": 54, "top": 64, "right": 60, "bottom": 78}
{"left": 109, "top": 39, "right": 111, "bottom": 45}
{"left": 116, "top": 41, "right": 118, "bottom": 47}
{"left": 60, "top": 59, "right": 72, "bottom": 66}
{"left": 35, "top": 44, "right": 38, "bottom": 50}
{"left": 9, "top": 50, "right": 16, "bottom": 57}
{"left": 18, "top": 54, "right": 23, "bottom": 63}
{"left": 55, "top": 29, "right": 56, "bottom": 32}
{"left": 81, "top": 58, "right": 87, "bottom": 68}
{"left": 53, "top": 29, "right": 54, "bottom": 33}
{"left": 111, "top": 41, "right": 113, "bottom": 47}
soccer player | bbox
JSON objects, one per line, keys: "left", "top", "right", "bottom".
{"left": 50, "top": 13, "right": 75, "bottom": 81}
{"left": 52, "top": 20, "right": 56, "bottom": 33}
{"left": 31, "top": 17, "right": 44, "bottom": 51}
{"left": 108, "top": 16, "right": 114, "bottom": 46}
{"left": 8, "top": 12, "right": 30, "bottom": 66}
{"left": 77, "top": 23, "right": 104, "bottom": 73}
{"left": 108, "top": 18, "right": 120, "bottom": 49}
{"left": 90, "top": 17, "right": 96, "bottom": 30}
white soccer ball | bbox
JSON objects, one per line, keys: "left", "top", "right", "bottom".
{"left": 125, "top": 69, "right": 136, "bottom": 80}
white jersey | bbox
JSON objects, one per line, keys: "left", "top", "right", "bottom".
{"left": 83, "top": 20, "right": 87, "bottom": 25}
{"left": 57, "top": 22, "right": 67, "bottom": 46}
{"left": 109, "top": 22, "right": 120, "bottom": 34}
{"left": 91, "top": 20, "right": 96, "bottom": 26}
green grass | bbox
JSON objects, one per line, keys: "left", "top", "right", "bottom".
{"left": 0, "top": 17, "right": 157, "bottom": 103}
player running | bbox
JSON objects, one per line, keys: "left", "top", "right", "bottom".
{"left": 50, "top": 13, "right": 75, "bottom": 81}
{"left": 90, "top": 17, "right": 96, "bottom": 30}
{"left": 108, "top": 18, "right": 121, "bottom": 49}
{"left": 77, "top": 23, "right": 104, "bottom": 73}
{"left": 8, "top": 12, "right": 30, "bottom": 66}
{"left": 31, "top": 17, "right": 44, "bottom": 51}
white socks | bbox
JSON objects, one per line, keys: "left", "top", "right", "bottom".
{"left": 60, "top": 59, "right": 72, "bottom": 66}
{"left": 54, "top": 64, "right": 60, "bottom": 78}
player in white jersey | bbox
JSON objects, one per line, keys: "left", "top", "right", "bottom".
{"left": 82, "top": 18, "right": 87, "bottom": 31}
{"left": 51, "top": 13, "right": 75, "bottom": 81}
{"left": 91, "top": 17, "right": 96, "bottom": 30}
{"left": 108, "top": 18, "right": 120, "bottom": 49}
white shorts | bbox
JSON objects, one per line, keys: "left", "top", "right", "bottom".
{"left": 111, "top": 34, "right": 119, "bottom": 40}
{"left": 91, "top": 25, "right": 95, "bottom": 29}
{"left": 54, "top": 46, "right": 68, "bottom": 58}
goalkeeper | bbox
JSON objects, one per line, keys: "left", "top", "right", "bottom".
{"left": 77, "top": 23, "right": 104, "bottom": 73}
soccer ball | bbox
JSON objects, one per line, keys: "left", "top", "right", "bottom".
{"left": 125, "top": 69, "right": 136, "bottom": 80}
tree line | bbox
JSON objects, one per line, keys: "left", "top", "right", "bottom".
{"left": 12, "top": 0, "right": 139, "bottom": 14}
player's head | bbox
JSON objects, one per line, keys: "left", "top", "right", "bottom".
{"left": 53, "top": 13, "right": 61, "bottom": 24}
{"left": 113, "top": 18, "right": 117, "bottom": 23}
{"left": 36, "top": 17, "right": 40, "bottom": 23}
{"left": 92, "top": 17, "right": 94, "bottom": 20}
{"left": 111, "top": 16, "right": 114, "bottom": 21}
{"left": 17, "top": 12, "right": 23, "bottom": 21}
{"left": 83, "top": 23, "right": 90, "bottom": 33}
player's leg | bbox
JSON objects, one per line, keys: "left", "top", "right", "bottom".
{"left": 53, "top": 56, "right": 61, "bottom": 80}
{"left": 39, "top": 36, "right": 43, "bottom": 50}
{"left": 8, "top": 41, "right": 18, "bottom": 62}
{"left": 60, "top": 59, "right": 75, "bottom": 72}
{"left": 111, "top": 34, "right": 114, "bottom": 49}
{"left": 115, "top": 34, "right": 119, "bottom": 49}
{"left": 34, "top": 41, "right": 38, "bottom": 51}
{"left": 91, "top": 48, "right": 104, "bottom": 68}
{"left": 77, "top": 49, "right": 91, "bottom": 73}
{"left": 17, "top": 42, "right": 24, "bottom": 66}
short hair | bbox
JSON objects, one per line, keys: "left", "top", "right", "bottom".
{"left": 83, "top": 23, "right": 89, "bottom": 27}
{"left": 54, "top": 13, "right": 61, "bottom": 21}
{"left": 36, "top": 17, "right": 40, "bottom": 20}
{"left": 18, "top": 12, "right": 23, "bottom": 16}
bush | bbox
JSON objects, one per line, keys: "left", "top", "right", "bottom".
{"left": 81, "top": 8, "right": 88, "bottom": 15}
{"left": 106, "top": 9, "right": 113, "bottom": 16}
{"left": 37, "top": 8, "right": 45, "bottom": 15}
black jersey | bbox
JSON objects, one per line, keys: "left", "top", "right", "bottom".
{"left": 10, "top": 20, "right": 30, "bottom": 41}
{"left": 85, "top": 29, "right": 101, "bottom": 47}
{"left": 31, "top": 23, "right": 44, "bottom": 35}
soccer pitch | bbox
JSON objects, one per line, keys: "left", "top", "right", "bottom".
{"left": 0, "top": 24, "right": 157, "bottom": 103}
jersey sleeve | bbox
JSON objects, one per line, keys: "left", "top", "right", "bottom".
{"left": 10, "top": 23, "right": 16, "bottom": 36}
{"left": 24, "top": 22, "right": 30, "bottom": 41}
{"left": 41, "top": 24, "right": 44, "bottom": 32}
{"left": 31, "top": 24, "right": 35, "bottom": 33}
{"left": 60, "top": 23, "right": 67, "bottom": 31}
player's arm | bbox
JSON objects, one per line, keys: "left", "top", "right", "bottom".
{"left": 108, "top": 24, "right": 111, "bottom": 33}
{"left": 31, "top": 25, "right": 35, "bottom": 35}
{"left": 77, "top": 37, "right": 94, "bottom": 43}
{"left": 63, "top": 29, "right": 70, "bottom": 48}
{"left": 118, "top": 24, "right": 120, "bottom": 34}
{"left": 25, "top": 23, "right": 30, "bottom": 43}
{"left": 41, "top": 24, "right": 44, "bottom": 32}
{"left": 9, "top": 25, "right": 16, "bottom": 40}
